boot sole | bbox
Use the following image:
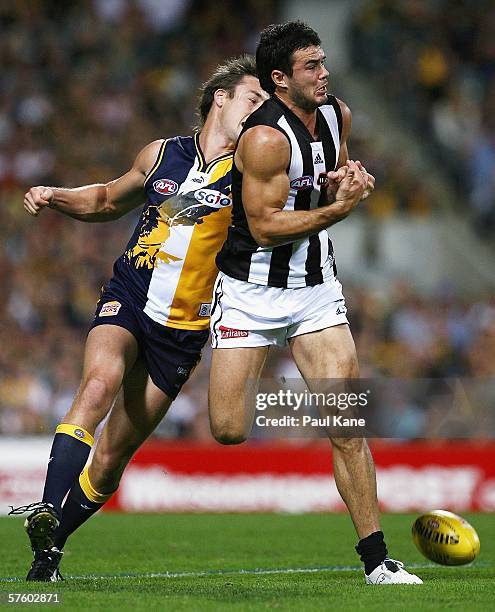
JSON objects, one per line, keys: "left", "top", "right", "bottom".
{"left": 24, "top": 512, "right": 59, "bottom": 552}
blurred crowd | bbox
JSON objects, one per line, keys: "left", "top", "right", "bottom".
{"left": 0, "top": 1, "right": 493, "bottom": 438}
{"left": 2, "top": 269, "right": 494, "bottom": 438}
{"left": 0, "top": 0, "right": 276, "bottom": 435}
{"left": 351, "top": 0, "right": 495, "bottom": 236}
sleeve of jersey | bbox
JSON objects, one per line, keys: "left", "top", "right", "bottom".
{"left": 143, "top": 139, "right": 170, "bottom": 187}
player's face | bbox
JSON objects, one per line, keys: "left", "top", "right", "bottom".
{"left": 222, "top": 76, "right": 267, "bottom": 142}
{"left": 286, "top": 46, "right": 329, "bottom": 112}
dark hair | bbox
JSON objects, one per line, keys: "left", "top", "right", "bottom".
{"left": 197, "top": 55, "right": 257, "bottom": 126}
{"left": 256, "top": 21, "right": 321, "bottom": 94}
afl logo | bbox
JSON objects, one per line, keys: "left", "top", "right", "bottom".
{"left": 74, "top": 428, "right": 85, "bottom": 439}
{"left": 290, "top": 175, "right": 313, "bottom": 190}
{"left": 153, "top": 179, "right": 178, "bottom": 195}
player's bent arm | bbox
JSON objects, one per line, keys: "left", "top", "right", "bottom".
{"left": 238, "top": 127, "right": 364, "bottom": 247}
{"left": 23, "top": 140, "right": 163, "bottom": 222}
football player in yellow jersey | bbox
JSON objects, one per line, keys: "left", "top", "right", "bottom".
{"left": 14, "top": 56, "right": 267, "bottom": 581}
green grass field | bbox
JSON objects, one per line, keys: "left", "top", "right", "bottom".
{"left": 1, "top": 513, "right": 493, "bottom": 611}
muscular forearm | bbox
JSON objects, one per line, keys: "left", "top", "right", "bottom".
{"left": 252, "top": 201, "right": 350, "bottom": 247}
{"left": 49, "top": 184, "right": 116, "bottom": 222}
{"left": 25, "top": 143, "right": 154, "bottom": 221}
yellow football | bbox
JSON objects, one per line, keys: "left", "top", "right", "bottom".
{"left": 412, "top": 510, "right": 480, "bottom": 566}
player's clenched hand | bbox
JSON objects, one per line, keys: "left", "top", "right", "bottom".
{"left": 333, "top": 160, "right": 366, "bottom": 214}
{"left": 24, "top": 186, "right": 54, "bottom": 216}
{"left": 324, "top": 164, "right": 348, "bottom": 203}
{"left": 327, "top": 165, "right": 349, "bottom": 185}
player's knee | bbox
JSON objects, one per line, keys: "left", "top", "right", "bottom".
{"left": 80, "top": 372, "right": 119, "bottom": 407}
{"left": 211, "top": 422, "right": 248, "bottom": 445}
{"left": 330, "top": 436, "right": 366, "bottom": 455}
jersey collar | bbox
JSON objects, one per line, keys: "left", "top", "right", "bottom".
{"left": 272, "top": 94, "right": 325, "bottom": 142}
{"left": 194, "top": 131, "right": 233, "bottom": 173}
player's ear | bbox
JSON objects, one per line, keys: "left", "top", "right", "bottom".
{"left": 213, "top": 89, "right": 228, "bottom": 110}
{"left": 271, "top": 70, "right": 288, "bottom": 91}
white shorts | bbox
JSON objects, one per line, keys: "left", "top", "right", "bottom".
{"left": 210, "top": 272, "right": 348, "bottom": 348}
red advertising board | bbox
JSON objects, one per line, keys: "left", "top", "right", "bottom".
{"left": 102, "top": 441, "right": 495, "bottom": 513}
{"left": 1, "top": 439, "right": 493, "bottom": 513}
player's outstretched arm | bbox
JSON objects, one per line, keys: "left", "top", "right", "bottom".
{"left": 23, "top": 140, "right": 163, "bottom": 222}
{"left": 238, "top": 126, "right": 366, "bottom": 247}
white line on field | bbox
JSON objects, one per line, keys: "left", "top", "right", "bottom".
{"left": 2, "top": 561, "right": 488, "bottom": 583}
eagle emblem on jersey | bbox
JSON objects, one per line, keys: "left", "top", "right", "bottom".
{"left": 124, "top": 205, "right": 176, "bottom": 269}
{"left": 125, "top": 188, "right": 231, "bottom": 270}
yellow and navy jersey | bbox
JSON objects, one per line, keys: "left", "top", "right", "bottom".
{"left": 107, "top": 133, "right": 232, "bottom": 330}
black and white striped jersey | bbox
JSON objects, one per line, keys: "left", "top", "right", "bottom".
{"left": 216, "top": 94, "right": 342, "bottom": 288}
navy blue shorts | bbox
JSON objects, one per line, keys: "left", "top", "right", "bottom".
{"left": 90, "top": 290, "right": 209, "bottom": 399}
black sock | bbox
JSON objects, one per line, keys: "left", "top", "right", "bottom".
{"left": 355, "top": 530, "right": 388, "bottom": 575}
{"left": 53, "top": 483, "right": 102, "bottom": 550}
{"left": 42, "top": 424, "right": 94, "bottom": 514}
{"left": 53, "top": 466, "right": 114, "bottom": 550}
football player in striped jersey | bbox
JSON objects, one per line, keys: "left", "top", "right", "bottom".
{"left": 208, "top": 22, "right": 422, "bottom": 585}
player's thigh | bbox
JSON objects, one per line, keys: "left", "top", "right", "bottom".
{"left": 289, "top": 324, "right": 359, "bottom": 381}
{"left": 209, "top": 347, "right": 268, "bottom": 440}
{"left": 65, "top": 325, "right": 139, "bottom": 427}
{"left": 81, "top": 324, "right": 139, "bottom": 386}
